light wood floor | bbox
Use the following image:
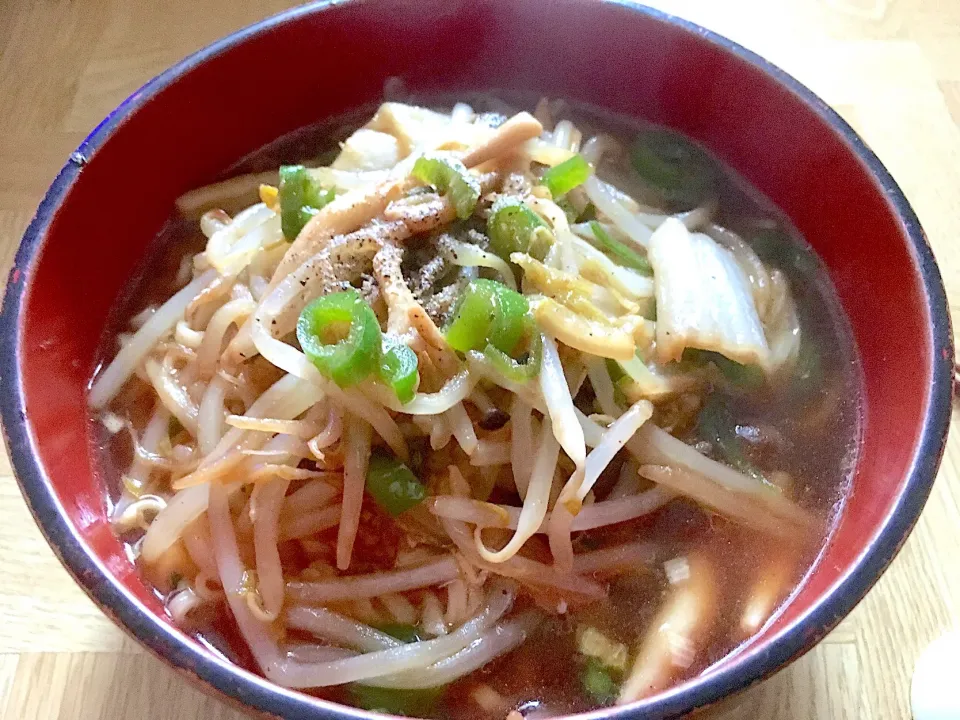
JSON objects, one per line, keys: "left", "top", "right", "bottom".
{"left": 0, "top": 1, "right": 958, "bottom": 718}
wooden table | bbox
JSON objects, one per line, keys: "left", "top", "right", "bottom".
{"left": 0, "top": 1, "right": 958, "bottom": 717}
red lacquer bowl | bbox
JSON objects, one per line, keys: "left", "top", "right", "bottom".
{"left": 1, "top": 1, "right": 952, "bottom": 718}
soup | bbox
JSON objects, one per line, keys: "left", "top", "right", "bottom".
{"left": 90, "top": 95, "right": 860, "bottom": 718}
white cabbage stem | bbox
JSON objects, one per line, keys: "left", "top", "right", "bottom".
{"left": 649, "top": 218, "right": 769, "bottom": 368}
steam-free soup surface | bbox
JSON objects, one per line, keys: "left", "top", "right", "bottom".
{"left": 91, "top": 94, "right": 860, "bottom": 718}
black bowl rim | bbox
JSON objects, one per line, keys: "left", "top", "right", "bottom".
{"left": 0, "top": 1, "right": 953, "bottom": 718}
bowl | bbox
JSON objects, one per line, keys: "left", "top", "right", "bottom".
{"left": 0, "top": 1, "right": 952, "bottom": 718}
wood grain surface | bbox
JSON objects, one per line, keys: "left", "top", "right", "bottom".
{"left": 0, "top": 1, "right": 957, "bottom": 718}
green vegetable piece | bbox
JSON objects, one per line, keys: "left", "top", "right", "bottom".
{"left": 630, "top": 128, "right": 716, "bottom": 208}
{"left": 555, "top": 198, "right": 597, "bottom": 225}
{"left": 366, "top": 450, "right": 427, "bottom": 516}
{"left": 698, "top": 393, "right": 767, "bottom": 484}
{"left": 542, "top": 154, "right": 592, "bottom": 198}
{"left": 487, "top": 196, "right": 550, "bottom": 258}
{"left": 349, "top": 684, "right": 445, "bottom": 716}
{"left": 749, "top": 226, "right": 819, "bottom": 277}
{"left": 279, "top": 165, "right": 336, "bottom": 240}
{"left": 488, "top": 284, "right": 531, "bottom": 356}
{"left": 526, "top": 226, "right": 554, "bottom": 262}
{"left": 588, "top": 221, "right": 653, "bottom": 275}
{"left": 605, "top": 358, "right": 626, "bottom": 383}
{"left": 713, "top": 354, "right": 764, "bottom": 390}
{"left": 412, "top": 155, "right": 480, "bottom": 219}
{"left": 556, "top": 197, "right": 579, "bottom": 224}
{"left": 376, "top": 623, "right": 424, "bottom": 644}
{"left": 380, "top": 337, "right": 420, "bottom": 405}
{"left": 483, "top": 332, "right": 542, "bottom": 383}
{"left": 581, "top": 658, "right": 619, "bottom": 704}
{"left": 297, "top": 290, "right": 381, "bottom": 388}
{"left": 445, "top": 281, "right": 494, "bottom": 353}
{"left": 607, "top": 358, "right": 631, "bottom": 408}
{"left": 445, "top": 278, "right": 532, "bottom": 356}
{"left": 684, "top": 348, "right": 764, "bottom": 390}
{"left": 446, "top": 279, "right": 540, "bottom": 380}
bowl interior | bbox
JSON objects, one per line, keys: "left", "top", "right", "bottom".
{"left": 3, "top": 0, "right": 951, "bottom": 717}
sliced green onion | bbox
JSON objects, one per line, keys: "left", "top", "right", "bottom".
{"left": 445, "top": 278, "right": 532, "bottom": 356}
{"left": 444, "top": 282, "right": 494, "bottom": 353}
{"left": 488, "top": 285, "right": 531, "bottom": 356}
{"left": 366, "top": 450, "right": 427, "bottom": 516}
{"left": 556, "top": 197, "right": 579, "bottom": 224}
{"left": 630, "top": 128, "right": 716, "bottom": 208}
{"left": 605, "top": 358, "right": 630, "bottom": 407}
{"left": 698, "top": 393, "right": 768, "bottom": 484}
{"left": 541, "top": 154, "right": 592, "bottom": 198}
{"left": 581, "top": 658, "right": 619, "bottom": 705}
{"left": 348, "top": 684, "right": 445, "bottom": 717}
{"left": 605, "top": 358, "right": 626, "bottom": 383}
{"left": 279, "top": 165, "right": 336, "bottom": 240}
{"left": 487, "top": 196, "right": 551, "bottom": 258}
{"left": 483, "top": 332, "right": 542, "bottom": 383}
{"left": 588, "top": 221, "right": 653, "bottom": 275}
{"left": 749, "top": 226, "right": 819, "bottom": 277}
{"left": 296, "top": 290, "right": 381, "bottom": 388}
{"left": 380, "top": 337, "right": 420, "bottom": 405}
{"left": 446, "top": 279, "right": 540, "bottom": 381}
{"left": 557, "top": 197, "right": 597, "bottom": 224}
{"left": 412, "top": 154, "right": 480, "bottom": 219}
{"left": 375, "top": 623, "right": 424, "bottom": 643}
{"left": 684, "top": 349, "right": 764, "bottom": 390}
{"left": 712, "top": 353, "right": 765, "bottom": 390}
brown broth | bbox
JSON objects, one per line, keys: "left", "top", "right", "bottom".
{"left": 92, "top": 94, "right": 862, "bottom": 719}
